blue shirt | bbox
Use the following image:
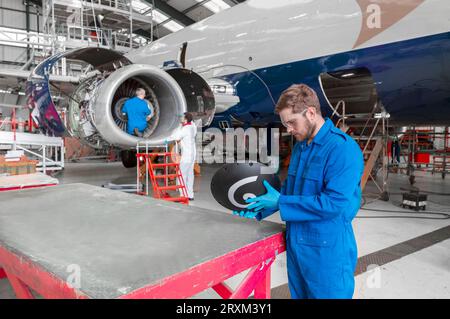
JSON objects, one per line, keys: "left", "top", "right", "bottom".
{"left": 259, "top": 118, "right": 364, "bottom": 244}
{"left": 122, "top": 97, "right": 152, "bottom": 134}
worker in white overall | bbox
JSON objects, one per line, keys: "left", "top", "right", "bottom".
{"left": 173, "top": 112, "right": 197, "bottom": 200}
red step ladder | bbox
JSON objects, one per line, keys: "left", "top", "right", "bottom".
{"left": 137, "top": 152, "right": 189, "bottom": 204}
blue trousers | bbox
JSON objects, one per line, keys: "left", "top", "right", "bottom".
{"left": 286, "top": 226, "right": 357, "bottom": 299}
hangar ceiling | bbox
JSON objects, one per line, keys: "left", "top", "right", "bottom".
{"left": 25, "top": 0, "right": 247, "bottom": 40}
{"left": 136, "top": 0, "right": 246, "bottom": 39}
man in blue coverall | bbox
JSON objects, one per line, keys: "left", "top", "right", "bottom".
{"left": 234, "top": 84, "right": 364, "bottom": 299}
{"left": 122, "top": 88, "right": 153, "bottom": 137}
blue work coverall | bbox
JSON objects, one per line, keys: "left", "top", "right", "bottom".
{"left": 257, "top": 118, "right": 364, "bottom": 298}
{"left": 122, "top": 97, "right": 152, "bottom": 135}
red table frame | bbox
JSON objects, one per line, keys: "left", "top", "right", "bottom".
{"left": 0, "top": 184, "right": 57, "bottom": 192}
{"left": 0, "top": 232, "right": 285, "bottom": 299}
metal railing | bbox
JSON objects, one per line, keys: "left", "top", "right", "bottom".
{"left": 66, "top": 25, "right": 111, "bottom": 47}
{"left": 61, "top": 25, "right": 150, "bottom": 50}
{"left": 37, "top": 0, "right": 153, "bottom": 59}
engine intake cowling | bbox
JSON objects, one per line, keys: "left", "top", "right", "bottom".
{"left": 93, "top": 64, "right": 187, "bottom": 148}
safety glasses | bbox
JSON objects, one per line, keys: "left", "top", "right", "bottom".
{"left": 281, "top": 108, "right": 308, "bottom": 129}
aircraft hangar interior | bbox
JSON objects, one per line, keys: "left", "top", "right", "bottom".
{"left": 0, "top": 0, "right": 449, "bottom": 302}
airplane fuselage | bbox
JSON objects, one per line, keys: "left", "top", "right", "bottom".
{"left": 127, "top": 0, "right": 450, "bottom": 127}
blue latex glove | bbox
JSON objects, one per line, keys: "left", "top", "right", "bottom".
{"left": 232, "top": 210, "right": 258, "bottom": 219}
{"left": 245, "top": 180, "right": 280, "bottom": 212}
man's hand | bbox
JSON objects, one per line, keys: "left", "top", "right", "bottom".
{"left": 146, "top": 115, "right": 153, "bottom": 121}
{"left": 232, "top": 210, "right": 258, "bottom": 219}
{"left": 245, "top": 180, "right": 280, "bottom": 212}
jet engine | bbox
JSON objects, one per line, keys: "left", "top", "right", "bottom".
{"left": 27, "top": 47, "right": 215, "bottom": 166}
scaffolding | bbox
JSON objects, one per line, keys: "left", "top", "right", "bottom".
{"left": 42, "top": 0, "right": 153, "bottom": 53}
{"left": 1, "top": 0, "right": 154, "bottom": 78}
{"left": 395, "top": 126, "right": 450, "bottom": 180}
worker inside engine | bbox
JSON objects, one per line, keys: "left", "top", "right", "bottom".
{"left": 122, "top": 88, "right": 154, "bottom": 137}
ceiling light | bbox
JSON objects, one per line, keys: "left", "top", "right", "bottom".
{"left": 195, "top": 0, "right": 231, "bottom": 14}
{"left": 131, "top": 0, "right": 151, "bottom": 13}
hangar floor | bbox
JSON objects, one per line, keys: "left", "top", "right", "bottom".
{"left": 1, "top": 161, "right": 449, "bottom": 299}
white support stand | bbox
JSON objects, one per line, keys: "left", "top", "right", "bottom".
{"left": 0, "top": 132, "right": 64, "bottom": 174}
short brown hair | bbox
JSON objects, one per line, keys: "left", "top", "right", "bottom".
{"left": 275, "top": 84, "right": 321, "bottom": 115}
{"left": 184, "top": 112, "right": 193, "bottom": 123}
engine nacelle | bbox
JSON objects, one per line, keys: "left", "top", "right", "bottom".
{"left": 27, "top": 47, "right": 215, "bottom": 150}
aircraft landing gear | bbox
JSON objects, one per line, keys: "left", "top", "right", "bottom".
{"left": 121, "top": 150, "right": 137, "bottom": 168}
